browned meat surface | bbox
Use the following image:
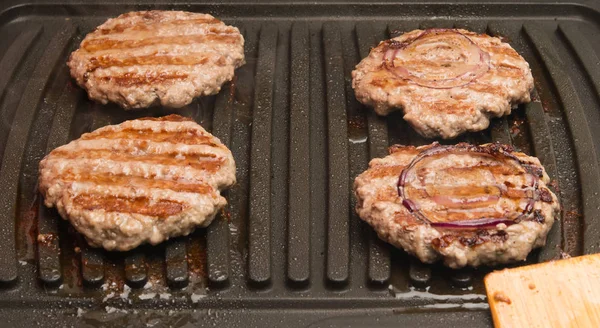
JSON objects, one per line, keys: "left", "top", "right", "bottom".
{"left": 352, "top": 29, "right": 534, "bottom": 139}
{"left": 68, "top": 11, "right": 245, "bottom": 109}
{"left": 38, "top": 114, "right": 236, "bottom": 251}
{"left": 354, "top": 142, "right": 559, "bottom": 268}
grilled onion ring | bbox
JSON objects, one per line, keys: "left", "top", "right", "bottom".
{"left": 397, "top": 143, "right": 540, "bottom": 229}
{"left": 383, "top": 29, "right": 490, "bottom": 89}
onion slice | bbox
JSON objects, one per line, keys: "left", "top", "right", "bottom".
{"left": 430, "top": 218, "right": 515, "bottom": 229}
{"left": 397, "top": 143, "right": 543, "bottom": 230}
{"left": 383, "top": 29, "right": 490, "bottom": 89}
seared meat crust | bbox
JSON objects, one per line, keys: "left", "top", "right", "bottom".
{"left": 39, "top": 114, "right": 236, "bottom": 251}
{"left": 354, "top": 142, "right": 559, "bottom": 268}
{"left": 68, "top": 10, "right": 245, "bottom": 109}
{"left": 352, "top": 29, "right": 534, "bottom": 139}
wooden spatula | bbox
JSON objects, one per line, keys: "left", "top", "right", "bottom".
{"left": 485, "top": 254, "right": 600, "bottom": 327}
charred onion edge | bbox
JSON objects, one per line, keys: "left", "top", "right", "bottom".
{"left": 397, "top": 142, "right": 541, "bottom": 229}
{"left": 382, "top": 28, "right": 491, "bottom": 89}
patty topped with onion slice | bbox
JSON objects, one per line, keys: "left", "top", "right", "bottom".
{"left": 354, "top": 142, "right": 558, "bottom": 268}
{"left": 68, "top": 10, "right": 245, "bottom": 109}
{"left": 352, "top": 29, "right": 534, "bottom": 139}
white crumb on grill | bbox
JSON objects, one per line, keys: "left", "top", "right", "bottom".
{"left": 102, "top": 292, "right": 115, "bottom": 302}
{"left": 105, "top": 306, "right": 127, "bottom": 314}
{"left": 139, "top": 292, "right": 157, "bottom": 300}
{"left": 191, "top": 293, "right": 206, "bottom": 303}
{"left": 120, "top": 285, "right": 131, "bottom": 299}
{"left": 143, "top": 282, "right": 153, "bottom": 289}
{"left": 159, "top": 293, "right": 171, "bottom": 300}
{"left": 18, "top": 260, "right": 27, "bottom": 266}
{"left": 76, "top": 308, "right": 86, "bottom": 317}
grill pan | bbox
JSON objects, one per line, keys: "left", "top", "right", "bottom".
{"left": 0, "top": 0, "right": 599, "bottom": 326}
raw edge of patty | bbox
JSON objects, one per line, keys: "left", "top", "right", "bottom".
{"left": 354, "top": 143, "right": 559, "bottom": 268}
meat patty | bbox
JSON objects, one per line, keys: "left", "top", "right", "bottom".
{"left": 38, "top": 114, "right": 236, "bottom": 251}
{"left": 354, "top": 142, "right": 559, "bottom": 268}
{"left": 68, "top": 10, "right": 245, "bottom": 109}
{"left": 352, "top": 29, "right": 534, "bottom": 139}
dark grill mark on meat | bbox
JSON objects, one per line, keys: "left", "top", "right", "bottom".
{"left": 369, "top": 76, "right": 408, "bottom": 88}
{"left": 398, "top": 143, "right": 542, "bottom": 228}
{"left": 54, "top": 142, "right": 218, "bottom": 157}
{"left": 531, "top": 210, "right": 545, "bottom": 223}
{"left": 365, "top": 165, "right": 405, "bottom": 180}
{"left": 388, "top": 144, "right": 418, "bottom": 154}
{"left": 83, "top": 128, "right": 219, "bottom": 147}
{"left": 56, "top": 171, "right": 213, "bottom": 195}
{"left": 87, "top": 53, "right": 215, "bottom": 71}
{"left": 457, "top": 230, "right": 508, "bottom": 247}
{"left": 431, "top": 235, "right": 455, "bottom": 249}
{"left": 383, "top": 39, "right": 413, "bottom": 50}
{"left": 439, "top": 163, "right": 523, "bottom": 177}
{"left": 419, "top": 184, "right": 502, "bottom": 197}
{"left": 495, "top": 63, "right": 523, "bottom": 77}
{"left": 430, "top": 184, "right": 533, "bottom": 200}
{"left": 538, "top": 188, "right": 553, "bottom": 203}
{"left": 50, "top": 149, "right": 224, "bottom": 173}
{"left": 458, "top": 230, "right": 508, "bottom": 247}
{"left": 467, "top": 83, "right": 507, "bottom": 97}
{"left": 73, "top": 194, "right": 186, "bottom": 217}
{"left": 442, "top": 210, "right": 507, "bottom": 222}
{"left": 99, "top": 18, "right": 221, "bottom": 35}
{"left": 99, "top": 72, "right": 189, "bottom": 87}
{"left": 523, "top": 164, "right": 544, "bottom": 178}
{"left": 427, "top": 100, "right": 464, "bottom": 115}
{"left": 459, "top": 235, "right": 484, "bottom": 247}
{"left": 82, "top": 34, "right": 241, "bottom": 52}
{"left": 478, "top": 142, "right": 515, "bottom": 154}
{"left": 482, "top": 44, "right": 521, "bottom": 58}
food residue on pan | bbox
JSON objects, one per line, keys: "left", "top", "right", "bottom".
{"left": 37, "top": 233, "right": 57, "bottom": 247}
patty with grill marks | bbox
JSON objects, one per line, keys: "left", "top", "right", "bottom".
{"left": 68, "top": 11, "right": 245, "bottom": 109}
{"left": 354, "top": 143, "right": 559, "bottom": 268}
{"left": 38, "top": 114, "right": 236, "bottom": 251}
{"left": 352, "top": 29, "right": 534, "bottom": 139}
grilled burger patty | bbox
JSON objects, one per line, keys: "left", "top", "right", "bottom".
{"left": 39, "top": 115, "right": 236, "bottom": 251}
{"left": 68, "top": 10, "right": 245, "bottom": 109}
{"left": 354, "top": 143, "right": 559, "bottom": 268}
{"left": 352, "top": 29, "right": 534, "bottom": 139}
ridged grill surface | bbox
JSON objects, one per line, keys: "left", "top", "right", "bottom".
{"left": 0, "top": 1, "right": 599, "bottom": 327}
